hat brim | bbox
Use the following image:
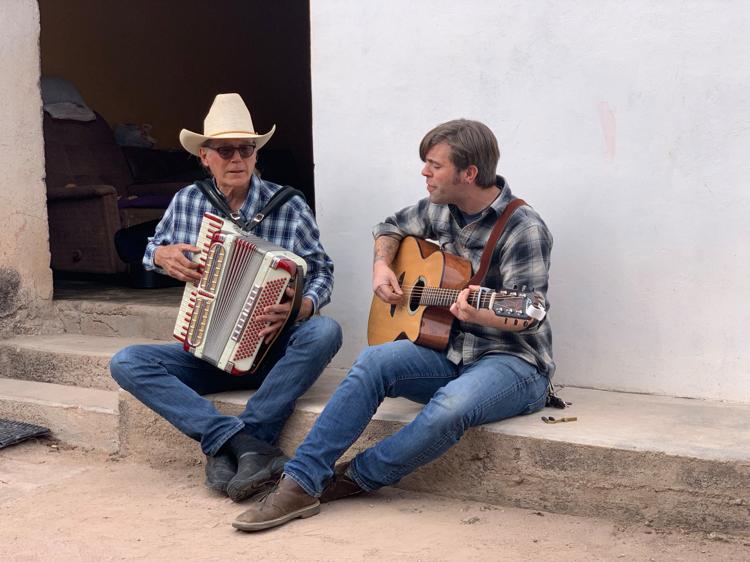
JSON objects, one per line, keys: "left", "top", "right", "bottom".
{"left": 179, "top": 125, "right": 276, "bottom": 156}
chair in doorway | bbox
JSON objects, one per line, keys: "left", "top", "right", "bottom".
{"left": 43, "top": 110, "right": 201, "bottom": 277}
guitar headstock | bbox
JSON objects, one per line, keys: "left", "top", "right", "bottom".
{"left": 491, "top": 289, "right": 546, "bottom": 322}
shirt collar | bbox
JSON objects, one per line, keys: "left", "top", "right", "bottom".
{"left": 238, "top": 173, "right": 264, "bottom": 218}
{"left": 448, "top": 175, "right": 513, "bottom": 221}
{"left": 487, "top": 175, "right": 513, "bottom": 217}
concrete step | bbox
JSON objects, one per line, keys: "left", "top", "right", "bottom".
{"left": 118, "top": 381, "right": 750, "bottom": 537}
{"left": 0, "top": 377, "right": 118, "bottom": 453}
{"left": 118, "top": 367, "right": 348, "bottom": 464}
{"left": 54, "top": 281, "right": 182, "bottom": 339}
{"left": 0, "top": 335, "right": 166, "bottom": 391}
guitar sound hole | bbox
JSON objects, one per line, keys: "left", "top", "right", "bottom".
{"left": 409, "top": 278, "right": 425, "bottom": 313}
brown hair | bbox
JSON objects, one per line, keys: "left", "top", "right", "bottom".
{"left": 419, "top": 119, "right": 500, "bottom": 188}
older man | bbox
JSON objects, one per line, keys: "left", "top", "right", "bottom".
{"left": 110, "top": 93, "right": 341, "bottom": 502}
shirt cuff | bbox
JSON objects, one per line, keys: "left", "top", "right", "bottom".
{"left": 142, "top": 244, "right": 167, "bottom": 275}
{"left": 304, "top": 293, "right": 320, "bottom": 315}
{"left": 372, "top": 223, "right": 405, "bottom": 240}
{"left": 142, "top": 245, "right": 156, "bottom": 270}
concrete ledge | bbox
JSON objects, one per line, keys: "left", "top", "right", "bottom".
{"left": 0, "top": 335, "right": 166, "bottom": 391}
{"left": 117, "top": 368, "right": 348, "bottom": 464}
{"left": 117, "top": 374, "right": 750, "bottom": 536}
{"left": 54, "top": 284, "right": 180, "bottom": 339}
{"left": 0, "top": 377, "right": 119, "bottom": 453}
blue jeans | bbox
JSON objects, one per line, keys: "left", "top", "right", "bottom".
{"left": 109, "top": 316, "right": 342, "bottom": 456}
{"left": 285, "top": 340, "right": 548, "bottom": 495}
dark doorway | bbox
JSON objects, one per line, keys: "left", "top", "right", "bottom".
{"left": 39, "top": 0, "right": 313, "bottom": 286}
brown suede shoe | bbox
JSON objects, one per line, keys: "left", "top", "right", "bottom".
{"left": 319, "top": 461, "right": 365, "bottom": 504}
{"left": 232, "top": 475, "right": 320, "bottom": 532}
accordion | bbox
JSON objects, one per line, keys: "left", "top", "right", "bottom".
{"left": 173, "top": 212, "right": 308, "bottom": 375}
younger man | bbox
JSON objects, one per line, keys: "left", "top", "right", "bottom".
{"left": 234, "top": 118, "right": 553, "bottom": 530}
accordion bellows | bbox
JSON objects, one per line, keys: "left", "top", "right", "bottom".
{"left": 173, "top": 212, "right": 307, "bottom": 375}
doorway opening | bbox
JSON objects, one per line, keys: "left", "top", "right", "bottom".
{"left": 39, "top": 0, "right": 313, "bottom": 295}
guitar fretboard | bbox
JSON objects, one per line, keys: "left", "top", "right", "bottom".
{"left": 403, "top": 285, "right": 515, "bottom": 310}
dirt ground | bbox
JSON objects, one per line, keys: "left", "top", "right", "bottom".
{"left": 0, "top": 441, "right": 747, "bottom": 562}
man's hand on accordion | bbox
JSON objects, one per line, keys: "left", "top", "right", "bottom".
{"left": 256, "top": 287, "right": 314, "bottom": 341}
{"left": 154, "top": 244, "right": 202, "bottom": 282}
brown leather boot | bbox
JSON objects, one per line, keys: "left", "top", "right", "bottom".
{"left": 319, "top": 461, "right": 365, "bottom": 503}
{"left": 232, "top": 475, "right": 320, "bottom": 532}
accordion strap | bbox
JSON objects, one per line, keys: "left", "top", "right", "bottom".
{"left": 288, "top": 264, "right": 305, "bottom": 322}
{"left": 247, "top": 186, "right": 306, "bottom": 231}
{"left": 195, "top": 179, "right": 305, "bottom": 232}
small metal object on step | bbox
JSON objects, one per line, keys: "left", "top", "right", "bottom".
{"left": 541, "top": 416, "right": 578, "bottom": 424}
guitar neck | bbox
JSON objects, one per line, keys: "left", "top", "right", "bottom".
{"left": 410, "top": 286, "right": 512, "bottom": 310}
{"left": 407, "top": 285, "right": 545, "bottom": 322}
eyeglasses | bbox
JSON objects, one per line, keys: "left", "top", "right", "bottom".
{"left": 205, "top": 144, "right": 257, "bottom": 159}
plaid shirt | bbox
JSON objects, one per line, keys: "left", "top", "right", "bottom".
{"left": 373, "top": 176, "right": 554, "bottom": 377}
{"left": 144, "top": 175, "right": 334, "bottom": 312}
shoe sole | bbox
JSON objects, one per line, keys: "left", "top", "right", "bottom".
{"left": 232, "top": 503, "right": 321, "bottom": 532}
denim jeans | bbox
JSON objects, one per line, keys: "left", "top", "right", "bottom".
{"left": 109, "top": 315, "right": 342, "bottom": 456}
{"left": 284, "top": 339, "right": 548, "bottom": 496}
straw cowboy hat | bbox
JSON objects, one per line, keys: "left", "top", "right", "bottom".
{"left": 179, "top": 93, "right": 276, "bottom": 156}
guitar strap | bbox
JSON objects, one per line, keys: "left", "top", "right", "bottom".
{"left": 466, "top": 198, "right": 569, "bottom": 410}
{"left": 467, "top": 198, "right": 527, "bottom": 286}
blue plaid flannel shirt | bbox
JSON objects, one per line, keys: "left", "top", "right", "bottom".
{"left": 373, "top": 176, "right": 554, "bottom": 378}
{"left": 144, "top": 175, "right": 334, "bottom": 312}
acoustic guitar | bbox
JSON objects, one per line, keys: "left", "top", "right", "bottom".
{"left": 367, "top": 236, "right": 546, "bottom": 350}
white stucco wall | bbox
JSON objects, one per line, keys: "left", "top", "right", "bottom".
{"left": 311, "top": 1, "right": 750, "bottom": 402}
{"left": 0, "top": 1, "right": 51, "bottom": 323}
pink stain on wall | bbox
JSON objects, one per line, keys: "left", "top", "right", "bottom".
{"left": 598, "top": 102, "right": 616, "bottom": 160}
